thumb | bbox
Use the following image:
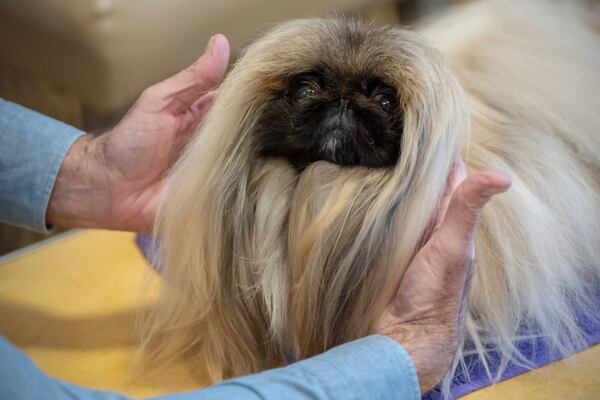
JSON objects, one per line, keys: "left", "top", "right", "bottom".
{"left": 438, "top": 171, "right": 511, "bottom": 252}
{"left": 376, "top": 170, "right": 510, "bottom": 326}
{"left": 150, "top": 34, "right": 230, "bottom": 113}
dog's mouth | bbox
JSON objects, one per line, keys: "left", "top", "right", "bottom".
{"left": 312, "top": 128, "right": 359, "bottom": 166}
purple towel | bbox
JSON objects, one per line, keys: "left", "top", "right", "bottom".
{"left": 136, "top": 233, "right": 160, "bottom": 271}
{"left": 135, "top": 233, "right": 600, "bottom": 399}
{"left": 423, "top": 287, "right": 600, "bottom": 399}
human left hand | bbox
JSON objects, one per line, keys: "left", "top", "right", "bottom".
{"left": 376, "top": 158, "right": 511, "bottom": 393}
{"left": 47, "top": 34, "right": 230, "bottom": 232}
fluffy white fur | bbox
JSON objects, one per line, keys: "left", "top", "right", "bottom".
{"left": 139, "top": 0, "right": 600, "bottom": 393}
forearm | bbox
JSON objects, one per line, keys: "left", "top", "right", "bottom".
{"left": 45, "top": 135, "right": 110, "bottom": 229}
{"left": 0, "top": 99, "right": 84, "bottom": 232}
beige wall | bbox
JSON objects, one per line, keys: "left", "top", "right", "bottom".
{"left": 0, "top": 0, "right": 399, "bottom": 126}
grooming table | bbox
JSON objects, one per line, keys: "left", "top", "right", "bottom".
{"left": 0, "top": 229, "right": 599, "bottom": 399}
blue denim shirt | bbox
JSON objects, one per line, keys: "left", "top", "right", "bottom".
{"left": 0, "top": 99, "right": 420, "bottom": 400}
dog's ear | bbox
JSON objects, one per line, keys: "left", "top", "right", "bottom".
{"left": 137, "top": 18, "right": 323, "bottom": 378}
{"left": 139, "top": 58, "right": 284, "bottom": 379}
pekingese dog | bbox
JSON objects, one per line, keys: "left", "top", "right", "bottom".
{"left": 139, "top": 0, "right": 600, "bottom": 392}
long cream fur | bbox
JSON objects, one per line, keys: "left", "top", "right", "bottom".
{"left": 139, "top": 0, "right": 600, "bottom": 392}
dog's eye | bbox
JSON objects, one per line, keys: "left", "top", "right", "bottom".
{"left": 379, "top": 96, "right": 392, "bottom": 112}
{"left": 373, "top": 93, "right": 394, "bottom": 113}
{"left": 295, "top": 84, "right": 315, "bottom": 99}
{"left": 291, "top": 80, "right": 320, "bottom": 101}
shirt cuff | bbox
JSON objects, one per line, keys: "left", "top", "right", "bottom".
{"left": 151, "top": 335, "right": 420, "bottom": 400}
{"left": 0, "top": 99, "right": 85, "bottom": 233}
{"left": 291, "top": 335, "right": 421, "bottom": 400}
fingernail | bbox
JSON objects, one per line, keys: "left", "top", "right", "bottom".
{"left": 191, "top": 91, "right": 217, "bottom": 113}
{"left": 202, "top": 90, "right": 217, "bottom": 102}
{"left": 480, "top": 174, "right": 511, "bottom": 197}
{"left": 208, "top": 34, "right": 227, "bottom": 57}
{"left": 454, "top": 156, "right": 467, "bottom": 180}
{"left": 205, "top": 35, "right": 216, "bottom": 54}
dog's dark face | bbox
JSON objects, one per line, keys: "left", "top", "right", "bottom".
{"left": 255, "top": 66, "right": 404, "bottom": 169}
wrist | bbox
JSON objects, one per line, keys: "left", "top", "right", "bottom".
{"left": 46, "top": 134, "right": 109, "bottom": 229}
{"left": 383, "top": 328, "right": 456, "bottom": 394}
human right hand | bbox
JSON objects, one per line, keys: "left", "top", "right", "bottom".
{"left": 47, "top": 34, "right": 230, "bottom": 232}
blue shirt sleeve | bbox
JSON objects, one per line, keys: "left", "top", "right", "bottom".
{"left": 0, "top": 335, "right": 420, "bottom": 400}
{"left": 152, "top": 335, "right": 420, "bottom": 400}
{"left": 0, "top": 99, "right": 84, "bottom": 233}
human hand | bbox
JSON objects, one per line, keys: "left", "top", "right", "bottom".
{"left": 375, "top": 158, "right": 511, "bottom": 393}
{"left": 47, "top": 34, "right": 230, "bottom": 232}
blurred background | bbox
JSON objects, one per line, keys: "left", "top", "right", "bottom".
{"left": 0, "top": 0, "right": 464, "bottom": 255}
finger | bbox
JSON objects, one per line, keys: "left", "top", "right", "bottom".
{"left": 190, "top": 90, "right": 218, "bottom": 121}
{"left": 381, "top": 172, "right": 509, "bottom": 323}
{"left": 432, "top": 156, "right": 467, "bottom": 231}
{"left": 408, "top": 171, "right": 509, "bottom": 297}
{"left": 152, "top": 34, "right": 230, "bottom": 113}
{"left": 439, "top": 170, "right": 511, "bottom": 248}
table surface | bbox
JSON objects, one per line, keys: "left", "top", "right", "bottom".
{"left": 0, "top": 229, "right": 598, "bottom": 399}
